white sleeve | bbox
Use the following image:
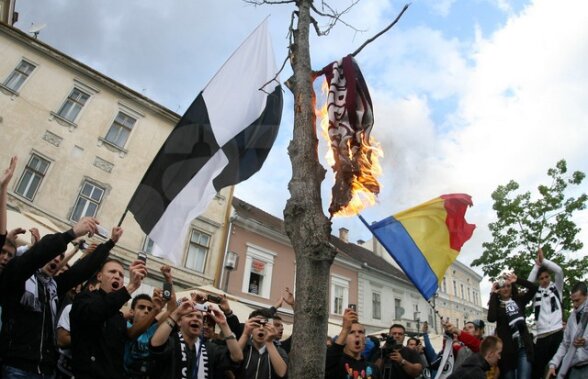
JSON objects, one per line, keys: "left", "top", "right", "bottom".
{"left": 527, "top": 263, "right": 540, "bottom": 282}
{"left": 57, "top": 304, "right": 72, "bottom": 331}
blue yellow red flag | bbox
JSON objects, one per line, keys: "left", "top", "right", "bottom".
{"left": 359, "top": 194, "right": 476, "bottom": 300}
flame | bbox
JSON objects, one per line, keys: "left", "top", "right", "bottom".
{"left": 317, "top": 79, "right": 383, "bottom": 217}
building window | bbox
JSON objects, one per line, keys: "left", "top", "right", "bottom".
{"left": 241, "top": 246, "right": 275, "bottom": 299}
{"left": 467, "top": 287, "right": 471, "bottom": 302}
{"left": 453, "top": 280, "right": 457, "bottom": 296}
{"left": 185, "top": 229, "right": 210, "bottom": 273}
{"left": 330, "top": 276, "right": 349, "bottom": 315}
{"left": 3, "top": 60, "right": 35, "bottom": 92}
{"left": 15, "top": 154, "right": 50, "bottom": 200}
{"left": 104, "top": 112, "right": 136, "bottom": 148}
{"left": 395, "top": 298, "right": 402, "bottom": 320}
{"left": 460, "top": 284, "right": 465, "bottom": 299}
{"left": 372, "top": 292, "right": 381, "bottom": 320}
{"left": 442, "top": 277, "right": 447, "bottom": 293}
{"left": 71, "top": 180, "right": 105, "bottom": 221}
{"left": 57, "top": 88, "right": 90, "bottom": 122}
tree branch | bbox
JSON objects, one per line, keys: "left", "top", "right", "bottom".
{"left": 309, "top": 0, "right": 364, "bottom": 36}
{"left": 351, "top": 3, "right": 410, "bottom": 57}
{"left": 244, "top": 0, "right": 295, "bottom": 5}
{"left": 259, "top": 50, "right": 291, "bottom": 94}
{"left": 260, "top": 10, "right": 297, "bottom": 93}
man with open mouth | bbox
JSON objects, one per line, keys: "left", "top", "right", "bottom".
{"left": 326, "top": 307, "right": 381, "bottom": 379}
{"left": 0, "top": 217, "right": 118, "bottom": 379}
{"left": 70, "top": 245, "right": 146, "bottom": 379}
{"left": 149, "top": 299, "right": 243, "bottom": 379}
{"left": 237, "top": 309, "right": 289, "bottom": 379}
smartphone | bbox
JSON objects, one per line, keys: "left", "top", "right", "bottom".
{"left": 349, "top": 304, "right": 357, "bottom": 311}
{"left": 137, "top": 251, "right": 148, "bottom": 264}
{"left": 162, "top": 282, "right": 172, "bottom": 301}
{"left": 78, "top": 239, "right": 88, "bottom": 250}
{"left": 96, "top": 225, "right": 109, "bottom": 238}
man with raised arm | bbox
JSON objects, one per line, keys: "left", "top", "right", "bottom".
{"left": 527, "top": 247, "right": 564, "bottom": 379}
{"left": 149, "top": 299, "right": 243, "bottom": 378}
{"left": 70, "top": 252, "right": 146, "bottom": 379}
{"left": 0, "top": 218, "right": 115, "bottom": 379}
{"left": 326, "top": 307, "right": 381, "bottom": 379}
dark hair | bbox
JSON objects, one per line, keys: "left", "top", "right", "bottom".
{"left": 537, "top": 266, "right": 551, "bottom": 277}
{"left": 249, "top": 308, "right": 274, "bottom": 319}
{"left": 481, "top": 335, "right": 502, "bottom": 356}
{"left": 571, "top": 282, "right": 587, "bottom": 296}
{"left": 470, "top": 319, "right": 485, "bottom": 329}
{"left": 407, "top": 337, "right": 419, "bottom": 345}
{"left": 131, "top": 293, "right": 153, "bottom": 309}
{"left": 389, "top": 324, "right": 406, "bottom": 333}
{"left": 81, "top": 274, "right": 100, "bottom": 292}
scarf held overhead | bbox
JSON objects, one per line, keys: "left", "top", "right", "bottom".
{"left": 321, "top": 55, "right": 379, "bottom": 216}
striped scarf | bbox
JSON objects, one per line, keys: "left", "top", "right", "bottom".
{"left": 177, "top": 332, "right": 208, "bottom": 379}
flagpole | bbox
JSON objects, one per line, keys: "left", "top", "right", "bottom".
{"left": 117, "top": 209, "right": 128, "bottom": 227}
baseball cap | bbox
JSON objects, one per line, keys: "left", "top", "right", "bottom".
{"left": 471, "top": 319, "right": 485, "bottom": 329}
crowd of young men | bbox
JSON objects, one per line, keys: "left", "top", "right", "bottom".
{"left": 1, "top": 154, "right": 587, "bottom": 379}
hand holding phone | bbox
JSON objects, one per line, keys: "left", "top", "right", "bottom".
{"left": 96, "top": 224, "right": 109, "bottom": 238}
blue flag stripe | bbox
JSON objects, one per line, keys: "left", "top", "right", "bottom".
{"left": 364, "top": 215, "right": 438, "bottom": 299}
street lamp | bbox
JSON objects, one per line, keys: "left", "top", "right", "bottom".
{"left": 413, "top": 311, "right": 421, "bottom": 336}
{"left": 222, "top": 251, "right": 239, "bottom": 292}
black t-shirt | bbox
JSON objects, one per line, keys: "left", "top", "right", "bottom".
{"left": 381, "top": 346, "right": 421, "bottom": 379}
{"left": 325, "top": 343, "right": 382, "bottom": 379}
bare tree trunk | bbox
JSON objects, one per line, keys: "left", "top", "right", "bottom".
{"left": 284, "top": 0, "right": 338, "bottom": 378}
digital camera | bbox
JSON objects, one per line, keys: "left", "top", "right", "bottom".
{"left": 194, "top": 303, "right": 209, "bottom": 312}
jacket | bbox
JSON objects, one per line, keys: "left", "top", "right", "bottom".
{"left": 548, "top": 299, "right": 588, "bottom": 371}
{"left": 487, "top": 277, "right": 537, "bottom": 372}
{"left": 150, "top": 333, "right": 240, "bottom": 379}
{"left": 447, "top": 353, "right": 491, "bottom": 379}
{"left": 70, "top": 286, "right": 132, "bottom": 379}
{"left": 0, "top": 232, "right": 112, "bottom": 374}
{"left": 239, "top": 340, "right": 289, "bottom": 379}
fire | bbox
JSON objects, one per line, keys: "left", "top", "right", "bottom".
{"left": 317, "top": 79, "right": 383, "bottom": 217}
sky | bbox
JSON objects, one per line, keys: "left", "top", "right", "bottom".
{"left": 13, "top": 0, "right": 588, "bottom": 304}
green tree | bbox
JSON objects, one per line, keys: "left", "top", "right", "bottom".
{"left": 472, "top": 159, "right": 588, "bottom": 312}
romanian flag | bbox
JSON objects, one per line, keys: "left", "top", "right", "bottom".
{"left": 360, "top": 194, "right": 475, "bottom": 300}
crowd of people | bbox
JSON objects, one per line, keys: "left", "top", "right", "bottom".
{"left": 0, "top": 154, "right": 587, "bottom": 379}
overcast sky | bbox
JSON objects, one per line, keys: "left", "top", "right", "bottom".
{"left": 13, "top": 0, "right": 588, "bottom": 302}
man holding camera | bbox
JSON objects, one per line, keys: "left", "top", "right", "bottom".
{"left": 238, "top": 309, "right": 288, "bottom": 379}
{"left": 377, "top": 324, "right": 423, "bottom": 379}
{"left": 149, "top": 298, "right": 243, "bottom": 379}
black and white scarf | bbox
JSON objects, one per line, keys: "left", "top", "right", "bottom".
{"left": 177, "top": 332, "right": 208, "bottom": 379}
{"left": 534, "top": 282, "right": 561, "bottom": 320}
{"left": 502, "top": 299, "right": 526, "bottom": 340}
{"left": 20, "top": 271, "right": 58, "bottom": 324}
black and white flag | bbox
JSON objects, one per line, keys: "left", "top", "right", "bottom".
{"left": 127, "top": 20, "right": 283, "bottom": 263}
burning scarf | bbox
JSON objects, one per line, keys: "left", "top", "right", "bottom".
{"left": 321, "top": 55, "right": 379, "bottom": 216}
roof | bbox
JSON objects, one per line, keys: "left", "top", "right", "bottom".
{"left": 232, "top": 197, "right": 409, "bottom": 282}
{"left": 0, "top": 22, "right": 178, "bottom": 122}
{"left": 232, "top": 197, "right": 285, "bottom": 233}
